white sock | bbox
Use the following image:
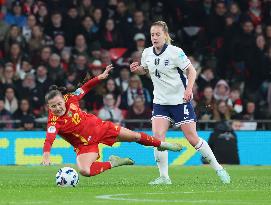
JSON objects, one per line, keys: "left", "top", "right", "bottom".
{"left": 195, "top": 138, "right": 223, "bottom": 171}
{"left": 154, "top": 148, "right": 169, "bottom": 178}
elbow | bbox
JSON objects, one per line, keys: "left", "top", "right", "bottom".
{"left": 193, "top": 69, "right": 197, "bottom": 78}
{"left": 188, "top": 65, "right": 197, "bottom": 78}
{"left": 191, "top": 66, "right": 197, "bottom": 76}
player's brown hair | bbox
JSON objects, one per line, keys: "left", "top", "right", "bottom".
{"left": 76, "top": 72, "right": 92, "bottom": 88}
{"left": 45, "top": 85, "right": 67, "bottom": 103}
{"left": 151, "top": 21, "right": 172, "bottom": 44}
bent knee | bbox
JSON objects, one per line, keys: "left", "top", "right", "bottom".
{"left": 78, "top": 167, "right": 90, "bottom": 176}
{"left": 134, "top": 133, "right": 141, "bottom": 141}
{"left": 128, "top": 135, "right": 140, "bottom": 142}
{"left": 187, "top": 135, "right": 200, "bottom": 147}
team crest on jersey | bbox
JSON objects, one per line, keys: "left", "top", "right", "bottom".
{"left": 73, "top": 88, "right": 84, "bottom": 96}
{"left": 67, "top": 111, "right": 73, "bottom": 117}
{"left": 164, "top": 59, "right": 169, "bottom": 66}
{"left": 70, "top": 103, "right": 77, "bottom": 111}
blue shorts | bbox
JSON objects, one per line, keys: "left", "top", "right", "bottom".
{"left": 152, "top": 102, "right": 197, "bottom": 127}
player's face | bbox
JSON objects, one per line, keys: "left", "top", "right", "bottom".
{"left": 150, "top": 25, "right": 166, "bottom": 49}
{"left": 47, "top": 95, "right": 66, "bottom": 116}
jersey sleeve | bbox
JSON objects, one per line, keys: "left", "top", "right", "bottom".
{"left": 140, "top": 49, "right": 148, "bottom": 70}
{"left": 173, "top": 47, "right": 191, "bottom": 71}
{"left": 72, "top": 76, "right": 100, "bottom": 100}
{"left": 43, "top": 116, "right": 59, "bottom": 153}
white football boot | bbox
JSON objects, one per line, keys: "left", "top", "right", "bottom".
{"left": 148, "top": 176, "right": 172, "bottom": 185}
{"left": 216, "top": 169, "right": 231, "bottom": 184}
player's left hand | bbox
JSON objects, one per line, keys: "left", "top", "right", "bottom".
{"left": 98, "top": 64, "right": 114, "bottom": 80}
{"left": 183, "top": 88, "right": 193, "bottom": 102}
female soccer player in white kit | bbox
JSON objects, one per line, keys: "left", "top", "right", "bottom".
{"left": 130, "top": 21, "right": 230, "bottom": 185}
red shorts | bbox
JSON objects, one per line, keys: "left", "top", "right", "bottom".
{"left": 75, "top": 121, "right": 121, "bottom": 156}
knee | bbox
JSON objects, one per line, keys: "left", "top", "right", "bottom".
{"left": 128, "top": 132, "right": 141, "bottom": 142}
{"left": 78, "top": 166, "right": 90, "bottom": 177}
{"left": 187, "top": 135, "right": 200, "bottom": 147}
{"left": 134, "top": 133, "right": 141, "bottom": 141}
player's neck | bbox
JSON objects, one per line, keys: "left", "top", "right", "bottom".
{"left": 154, "top": 46, "right": 162, "bottom": 53}
{"left": 154, "top": 43, "right": 167, "bottom": 53}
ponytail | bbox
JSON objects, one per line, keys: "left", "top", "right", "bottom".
{"left": 165, "top": 33, "right": 172, "bottom": 45}
{"left": 76, "top": 72, "right": 92, "bottom": 88}
{"left": 45, "top": 85, "right": 67, "bottom": 103}
{"left": 48, "top": 85, "right": 67, "bottom": 93}
{"left": 45, "top": 72, "right": 93, "bottom": 103}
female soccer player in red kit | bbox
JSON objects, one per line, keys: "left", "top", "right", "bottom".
{"left": 42, "top": 64, "right": 182, "bottom": 177}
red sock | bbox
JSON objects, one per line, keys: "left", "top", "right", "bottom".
{"left": 138, "top": 132, "right": 161, "bottom": 147}
{"left": 89, "top": 162, "right": 112, "bottom": 176}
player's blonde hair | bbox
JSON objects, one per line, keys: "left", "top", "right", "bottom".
{"left": 151, "top": 21, "right": 172, "bottom": 45}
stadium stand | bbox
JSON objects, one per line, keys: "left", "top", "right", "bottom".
{"left": 0, "top": 0, "right": 270, "bottom": 130}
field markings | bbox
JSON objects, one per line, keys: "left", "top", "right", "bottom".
{"left": 96, "top": 190, "right": 268, "bottom": 204}
{"left": 1, "top": 200, "right": 105, "bottom": 205}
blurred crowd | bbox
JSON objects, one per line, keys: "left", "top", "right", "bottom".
{"left": 0, "top": 0, "right": 270, "bottom": 131}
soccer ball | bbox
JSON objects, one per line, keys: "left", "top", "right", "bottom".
{"left": 55, "top": 167, "right": 79, "bottom": 187}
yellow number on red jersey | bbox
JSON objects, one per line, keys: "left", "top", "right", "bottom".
{"left": 72, "top": 113, "right": 81, "bottom": 125}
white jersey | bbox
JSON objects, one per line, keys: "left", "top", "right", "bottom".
{"left": 141, "top": 44, "right": 191, "bottom": 105}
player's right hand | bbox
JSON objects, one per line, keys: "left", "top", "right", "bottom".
{"left": 98, "top": 64, "right": 114, "bottom": 80}
{"left": 41, "top": 161, "right": 51, "bottom": 166}
{"left": 41, "top": 152, "right": 51, "bottom": 166}
{"left": 130, "top": 62, "right": 140, "bottom": 72}
{"left": 183, "top": 88, "right": 193, "bottom": 102}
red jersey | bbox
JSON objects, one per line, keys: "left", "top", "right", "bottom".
{"left": 43, "top": 77, "right": 116, "bottom": 153}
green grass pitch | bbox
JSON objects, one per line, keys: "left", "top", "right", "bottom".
{"left": 0, "top": 165, "right": 270, "bottom": 205}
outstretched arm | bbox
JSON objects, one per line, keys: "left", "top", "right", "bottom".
{"left": 97, "top": 64, "right": 114, "bottom": 80}
{"left": 75, "top": 64, "right": 114, "bottom": 99}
